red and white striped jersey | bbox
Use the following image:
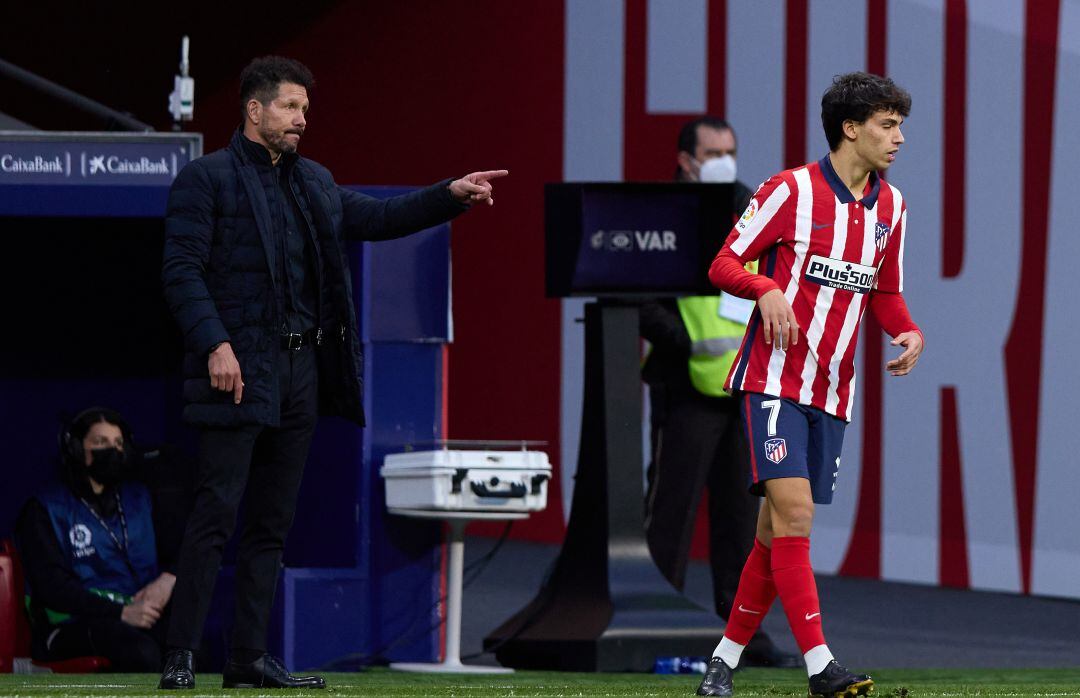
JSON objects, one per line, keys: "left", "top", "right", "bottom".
{"left": 711, "top": 156, "right": 909, "bottom": 422}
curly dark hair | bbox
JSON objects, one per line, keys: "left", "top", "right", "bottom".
{"left": 239, "top": 56, "right": 315, "bottom": 117}
{"left": 821, "top": 72, "right": 911, "bottom": 151}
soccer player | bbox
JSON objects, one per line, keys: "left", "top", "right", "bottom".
{"left": 695, "top": 72, "right": 924, "bottom": 697}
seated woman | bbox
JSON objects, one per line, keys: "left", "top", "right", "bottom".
{"left": 15, "top": 407, "right": 177, "bottom": 672}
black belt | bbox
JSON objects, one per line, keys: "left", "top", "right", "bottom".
{"left": 281, "top": 328, "right": 323, "bottom": 351}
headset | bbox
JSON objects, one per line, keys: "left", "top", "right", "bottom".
{"left": 57, "top": 406, "right": 134, "bottom": 472}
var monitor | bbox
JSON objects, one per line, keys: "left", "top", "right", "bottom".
{"left": 545, "top": 182, "right": 735, "bottom": 298}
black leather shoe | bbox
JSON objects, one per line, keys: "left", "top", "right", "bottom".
{"left": 222, "top": 653, "right": 326, "bottom": 689}
{"left": 740, "top": 631, "right": 801, "bottom": 668}
{"left": 158, "top": 649, "right": 195, "bottom": 690}
{"left": 808, "top": 660, "right": 873, "bottom": 697}
{"left": 696, "top": 657, "right": 734, "bottom": 696}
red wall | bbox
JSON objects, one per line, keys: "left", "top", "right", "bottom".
{"left": 194, "top": 3, "right": 569, "bottom": 539}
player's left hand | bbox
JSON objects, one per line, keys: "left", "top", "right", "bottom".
{"left": 887, "top": 330, "right": 924, "bottom": 376}
{"left": 449, "top": 170, "right": 509, "bottom": 206}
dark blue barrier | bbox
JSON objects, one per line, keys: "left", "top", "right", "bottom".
{"left": 279, "top": 186, "right": 449, "bottom": 669}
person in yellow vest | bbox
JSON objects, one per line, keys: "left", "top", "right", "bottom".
{"left": 642, "top": 117, "right": 798, "bottom": 668}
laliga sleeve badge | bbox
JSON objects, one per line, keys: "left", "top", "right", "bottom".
{"left": 737, "top": 199, "right": 758, "bottom": 230}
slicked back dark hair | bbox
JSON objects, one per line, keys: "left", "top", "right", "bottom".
{"left": 675, "top": 116, "right": 735, "bottom": 179}
{"left": 821, "top": 72, "right": 911, "bottom": 150}
{"left": 677, "top": 116, "right": 734, "bottom": 155}
{"left": 239, "top": 56, "right": 315, "bottom": 118}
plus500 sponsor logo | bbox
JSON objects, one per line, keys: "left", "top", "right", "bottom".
{"left": 805, "top": 255, "right": 876, "bottom": 294}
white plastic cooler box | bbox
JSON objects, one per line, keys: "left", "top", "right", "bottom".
{"left": 381, "top": 448, "right": 552, "bottom": 513}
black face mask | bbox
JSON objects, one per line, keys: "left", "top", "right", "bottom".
{"left": 87, "top": 447, "right": 126, "bottom": 487}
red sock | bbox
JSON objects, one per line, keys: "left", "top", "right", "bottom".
{"left": 723, "top": 539, "right": 777, "bottom": 645}
{"left": 771, "top": 536, "right": 826, "bottom": 654}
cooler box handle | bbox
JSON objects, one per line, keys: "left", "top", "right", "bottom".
{"left": 470, "top": 480, "right": 527, "bottom": 498}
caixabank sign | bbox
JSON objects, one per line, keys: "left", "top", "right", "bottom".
{"left": 0, "top": 131, "right": 202, "bottom": 186}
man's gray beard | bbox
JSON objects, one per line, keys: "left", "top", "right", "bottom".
{"left": 261, "top": 128, "right": 298, "bottom": 155}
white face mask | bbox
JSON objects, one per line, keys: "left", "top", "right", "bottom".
{"left": 697, "top": 154, "right": 738, "bottom": 183}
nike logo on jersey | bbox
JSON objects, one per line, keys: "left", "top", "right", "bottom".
{"left": 805, "top": 612, "right": 821, "bottom": 621}
{"left": 738, "top": 605, "right": 762, "bottom": 615}
{"left": 811, "top": 221, "right": 831, "bottom": 230}
{"left": 805, "top": 255, "right": 876, "bottom": 294}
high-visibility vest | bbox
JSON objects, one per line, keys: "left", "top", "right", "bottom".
{"left": 676, "top": 288, "right": 754, "bottom": 398}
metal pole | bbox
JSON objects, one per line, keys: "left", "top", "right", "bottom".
{"left": 444, "top": 518, "right": 467, "bottom": 666}
{"left": 0, "top": 58, "right": 153, "bottom": 132}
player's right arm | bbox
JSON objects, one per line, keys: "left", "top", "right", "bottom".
{"left": 708, "top": 175, "right": 799, "bottom": 349}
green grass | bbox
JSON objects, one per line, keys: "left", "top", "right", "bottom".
{"left": 2, "top": 668, "right": 1080, "bottom": 697}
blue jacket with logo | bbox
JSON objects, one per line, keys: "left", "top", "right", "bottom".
{"left": 36, "top": 483, "right": 158, "bottom": 607}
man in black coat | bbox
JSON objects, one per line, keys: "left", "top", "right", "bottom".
{"left": 158, "top": 56, "right": 506, "bottom": 690}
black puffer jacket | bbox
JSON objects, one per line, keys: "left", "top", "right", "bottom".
{"left": 162, "top": 129, "right": 467, "bottom": 428}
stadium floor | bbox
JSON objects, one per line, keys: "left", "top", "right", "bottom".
{"left": 3, "top": 538, "right": 1076, "bottom": 697}
{"left": 461, "top": 537, "right": 1080, "bottom": 670}
{"left": 4, "top": 668, "right": 1080, "bottom": 697}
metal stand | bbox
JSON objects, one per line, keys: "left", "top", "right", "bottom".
{"left": 388, "top": 509, "right": 527, "bottom": 674}
{"left": 484, "top": 301, "right": 724, "bottom": 671}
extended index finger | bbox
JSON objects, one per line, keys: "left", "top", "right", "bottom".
{"left": 472, "top": 169, "right": 509, "bottom": 182}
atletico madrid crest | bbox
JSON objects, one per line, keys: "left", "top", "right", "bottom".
{"left": 874, "top": 221, "right": 891, "bottom": 251}
{"left": 764, "top": 438, "right": 787, "bottom": 464}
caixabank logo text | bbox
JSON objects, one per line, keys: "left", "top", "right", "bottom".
{"left": 82, "top": 152, "right": 176, "bottom": 177}
{"left": 0, "top": 153, "right": 69, "bottom": 175}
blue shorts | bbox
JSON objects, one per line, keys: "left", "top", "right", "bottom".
{"left": 739, "top": 392, "right": 847, "bottom": 504}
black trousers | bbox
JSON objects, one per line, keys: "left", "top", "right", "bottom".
{"left": 41, "top": 611, "right": 168, "bottom": 672}
{"left": 644, "top": 388, "right": 758, "bottom": 621}
{"left": 167, "top": 347, "right": 318, "bottom": 652}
